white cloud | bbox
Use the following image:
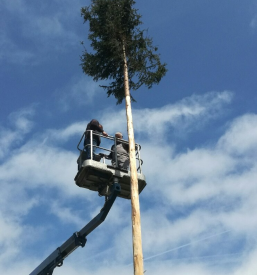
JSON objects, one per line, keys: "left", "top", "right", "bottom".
{"left": 1, "top": 91, "right": 257, "bottom": 275}
{"left": 133, "top": 113, "right": 257, "bottom": 267}
{"left": 0, "top": 144, "right": 80, "bottom": 197}
{"left": 0, "top": 31, "right": 35, "bottom": 64}
{"left": 50, "top": 200, "right": 85, "bottom": 227}
{"left": 8, "top": 107, "right": 35, "bottom": 132}
{"left": 250, "top": 14, "right": 257, "bottom": 29}
{"left": 0, "top": 107, "right": 35, "bottom": 158}
{"left": 46, "top": 121, "right": 86, "bottom": 142}
{"left": 99, "top": 90, "right": 233, "bottom": 140}
{"left": 234, "top": 249, "right": 257, "bottom": 275}
{"left": 56, "top": 77, "right": 102, "bottom": 112}
{"left": 217, "top": 113, "right": 257, "bottom": 156}
{"left": 0, "top": 0, "right": 86, "bottom": 65}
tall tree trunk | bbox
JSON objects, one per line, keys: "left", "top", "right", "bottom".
{"left": 122, "top": 42, "right": 144, "bottom": 275}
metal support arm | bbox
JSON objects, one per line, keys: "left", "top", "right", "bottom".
{"left": 29, "top": 182, "right": 121, "bottom": 275}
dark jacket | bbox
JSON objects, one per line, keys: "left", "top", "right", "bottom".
{"left": 84, "top": 119, "right": 104, "bottom": 146}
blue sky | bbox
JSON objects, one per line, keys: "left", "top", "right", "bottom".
{"left": 1, "top": 0, "right": 257, "bottom": 274}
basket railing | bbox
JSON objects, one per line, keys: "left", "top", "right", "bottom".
{"left": 77, "top": 130, "right": 143, "bottom": 173}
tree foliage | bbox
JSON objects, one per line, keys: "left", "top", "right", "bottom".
{"left": 81, "top": 0, "right": 167, "bottom": 104}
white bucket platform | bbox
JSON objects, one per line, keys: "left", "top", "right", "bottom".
{"left": 75, "top": 159, "right": 146, "bottom": 199}
{"left": 75, "top": 131, "right": 147, "bottom": 199}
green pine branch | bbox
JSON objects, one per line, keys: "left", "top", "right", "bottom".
{"left": 81, "top": 0, "right": 167, "bottom": 104}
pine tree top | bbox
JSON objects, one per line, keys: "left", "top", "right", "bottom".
{"left": 81, "top": 0, "right": 167, "bottom": 104}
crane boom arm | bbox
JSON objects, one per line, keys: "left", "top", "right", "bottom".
{"left": 29, "top": 182, "right": 121, "bottom": 275}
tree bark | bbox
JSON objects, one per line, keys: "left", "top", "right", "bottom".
{"left": 122, "top": 42, "right": 144, "bottom": 275}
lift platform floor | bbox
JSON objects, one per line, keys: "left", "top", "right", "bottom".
{"left": 74, "top": 159, "right": 146, "bottom": 199}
